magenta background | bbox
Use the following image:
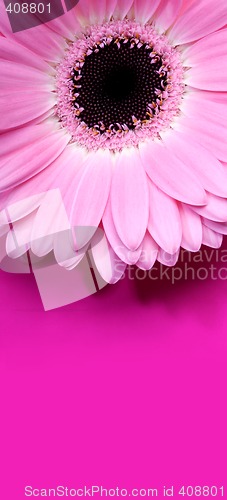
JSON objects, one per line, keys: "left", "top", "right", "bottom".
{"left": 0, "top": 242, "right": 227, "bottom": 499}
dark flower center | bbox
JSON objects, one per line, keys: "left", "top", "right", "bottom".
{"left": 72, "top": 39, "right": 166, "bottom": 133}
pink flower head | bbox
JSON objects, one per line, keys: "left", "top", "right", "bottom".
{"left": 0, "top": 0, "right": 227, "bottom": 287}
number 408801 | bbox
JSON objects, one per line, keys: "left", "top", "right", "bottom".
{"left": 178, "top": 486, "right": 224, "bottom": 497}
{"left": 5, "top": 3, "right": 51, "bottom": 14}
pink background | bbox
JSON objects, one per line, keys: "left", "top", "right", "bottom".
{"left": 0, "top": 241, "right": 226, "bottom": 499}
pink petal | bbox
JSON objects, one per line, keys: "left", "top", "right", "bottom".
{"left": 161, "top": 128, "right": 227, "bottom": 198}
{"left": 202, "top": 218, "right": 227, "bottom": 236}
{"left": 89, "top": 0, "right": 107, "bottom": 24}
{"left": 184, "top": 30, "right": 227, "bottom": 91}
{"left": 0, "top": 123, "right": 70, "bottom": 191}
{"left": 134, "top": 0, "right": 161, "bottom": 23}
{"left": 0, "top": 36, "right": 53, "bottom": 72}
{"left": 183, "top": 30, "right": 227, "bottom": 66}
{"left": 44, "top": 7, "right": 82, "bottom": 39}
{"left": 21, "top": 108, "right": 55, "bottom": 128}
{"left": 0, "top": 92, "right": 56, "bottom": 130}
{"left": 111, "top": 148, "right": 149, "bottom": 251}
{"left": 148, "top": 181, "right": 182, "bottom": 254}
{"left": 173, "top": 114, "right": 227, "bottom": 162}
{"left": 169, "top": 0, "right": 227, "bottom": 44}
{"left": 202, "top": 225, "right": 223, "bottom": 249}
{"left": 113, "top": 0, "right": 134, "bottom": 19}
{"left": 139, "top": 139, "right": 206, "bottom": 206}
{"left": 154, "top": 0, "right": 183, "bottom": 33}
{"left": 158, "top": 249, "right": 180, "bottom": 267}
{"left": 91, "top": 230, "right": 126, "bottom": 284}
{"left": 0, "top": 60, "right": 54, "bottom": 91}
{"left": 181, "top": 90, "right": 227, "bottom": 129}
{"left": 1, "top": 18, "right": 66, "bottom": 62}
{"left": 103, "top": 199, "right": 142, "bottom": 265}
{"left": 105, "top": 0, "right": 119, "bottom": 20}
{"left": 179, "top": 204, "right": 203, "bottom": 252}
{"left": 0, "top": 144, "right": 86, "bottom": 221}
{"left": 191, "top": 193, "right": 227, "bottom": 223}
{"left": 69, "top": 149, "right": 112, "bottom": 247}
{"left": 137, "top": 232, "right": 158, "bottom": 270}
{"left": 0, "top": 121, "right": 56, "bottom": 157}
{"left": 76, "top": 0, "right": 107, "bottom": 24}
{"left": 191, "top": 90, "right": 227, "bottom": 105}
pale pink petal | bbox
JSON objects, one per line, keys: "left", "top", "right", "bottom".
{"left": 202, "top": 225, "right": 223, "bottom": 249}
{"left": 183, "top": 30, "right": 227, "bottom": 91}
{"left": 6, "top": 211, "right": 35, "bottom": 258}
{"left": 0, "top": 124, "right": 70, "bottom": 191}
{"left": 169, "top": 0, "right": 227, "bottom": 44}
{"left": 173, "top": 114, "right": 227, "bottom": 162}
{"left": 158, "top": 249, "right": 180, "bottom": 267}
{"left": 113, "top": 0, "right": 134, "bottom": 19}
{"left": 62, "top": 254, "right": 88, "bottom": 271}
{"left": 31, "top": 189, "right": 70, "bottom": 257}
{"left": 0, "top": 61, "right": 54, "bottom": 91}
{"left": 202, "top": 218, "right": 227, "bottom": 236}
{"left": 137, "top": 232, "right": 158, "bottom": 270}
{"left": 0, "top": 92, "right": 56, "bottom": 130}
{"left": 0, "top": 222, "right": 9, "bottom": 237}
{"left": 154, "top": 0, "right": 183, "bottom": 33}
{"left": 161, "top": 128, "right": 227, "bottom": 198}
{"left": 54, "top": 229, "right": 87, "bottom": 269}
{"left": 139, "top": 139, "right": 206, "bottom": 205}
{"left": 179, "top": 204, "right": 203, "bottom": 252}
{"left": 111, "top": 148, "right": 149, "bottom": 251}
{"left": 134, "top": 0, "right": 161, "bottom": 23}
{"left": 56, "top": 251, "right": 86, "bottom": 270}
{"left": 91, "top": 230, "right": 126, "bottom": 284}
{"left": 69, "top": 149, "right": 112, "bottom": 247}
{"left": 191, "top": 194, "right": 227, "bottom": 223}
{"left": 103, "top": 199, "right": 142, "bottom": 265}
{"left": 0, "top": 194, "right": 45, "bottom": 225}
{"left": 148, "top": 181, "right": 182, "bottom": 254}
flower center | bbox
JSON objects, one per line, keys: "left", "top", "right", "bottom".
{"left": 72, "top": 38, "right": 165, "bottom": 132}
{"left": 56, "top": 20, "right": 184, "bottom": 151}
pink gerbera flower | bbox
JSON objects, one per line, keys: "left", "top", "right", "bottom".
{"left": 0, "top": 0, "right": 227, "bottom": 284}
